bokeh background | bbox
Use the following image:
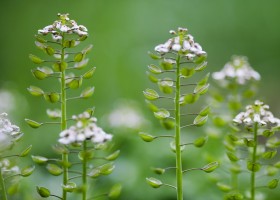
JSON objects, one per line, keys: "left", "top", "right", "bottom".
{"left": 0, "top": 0, "right": 280, "bottom": 199}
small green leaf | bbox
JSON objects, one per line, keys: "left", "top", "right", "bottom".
{"left": 80, "top": 87, "right": 95, "bottom": 98}
{"left": 62, "top": 182, "right": 77, "bottom": 192}
{"left": 148, "top": 64, "right": 162, "bottom": 74}
{"left": 194, "top": 83, "right": 209, "bottom": 95}
{"left": 146, "top": 177, "right": 163, "bottom": 188}
{"left": 45, "top": 46, "right": 55, "bottom": 56}
{"left": 160, "top": 118, "right": 175, "bottom": 130}
{"left": 226, "top": 152, "right": 239, "bottom": 162}
{"left": 108, "top": 184, "right": 122, "bottom": 199}
{"left": 193, "top": 115, "right": 208, "bottom": 127}
{"left": 268, "top": 179, "right": 279, "bottom": 189}
{"left": 180, "top": 68, "right": 195, "bottom": 78}
{"left": 36, "top": 186, "right": 51, "bottom": 198}
{"left": 74, "top": 52, "right": 84, "bottom": 62}
{"left": 46, "top": 163, "right": 63, "bottom": 176}
{"left": 32, "top": 155, "right": 48, "bottom": 164}
{"left": 148, "top": 51, "right": 161, "bottom": 60}
{"left": 19, "top": 145, "right": 32, "bottom": 157}
{"left": 83, "top": 67, "right": 96, "bottom": 79}
{"left": 143, "top": 89, "right": 159, "bottom": 100}
{"left": 27, "top": 85, "right": 44, "bottom": 96}
{"left": 44, "top": 92, "right": 60, "bottom": 103}
{"left": 194, "top": 61, "right": 207, "bottom": 71}
{"left": 199, "top": 105, "right": 211, "bottom": 116}
{"left": 25, "top": 119, "right": 42, "bottom": 128}
{"left": 262, "top": 150, "right": 277, "bottom": 159}
{"left": 29, "top": 54, "right": 44, "bottom": 64}
{"left": 139, "top": 132, "right": 154, "bottom": 142}
{"left": 202, "top": 161, "right": 219, "bottom": 173}
{"left": 152, "top": 167, "right": 165, "bottom": 175}
{"left": 105, "top": 150, "right": 120, "bottom": 161}
{"left": 21, "top": 165, "right": 35, "bottom": 177}
{"left": 154, "top": 109, "right": 170, "bottom": 119}
{"left": 68, "top": 77, "right": 83, "bottom": 89}
{"left": 194, "top": 136, "right": 208, "bottom": 148}
{"left": 216, "top": 182, "right": 231, "bottom": 192}
{"left": 99, "top": 163, "right": 115, "bottom": 175}
{"left": 53, "top": 61, "right": 67, "bottom": 71}
{"left": 247, "top": 161, "right": 261, "bottom": 172}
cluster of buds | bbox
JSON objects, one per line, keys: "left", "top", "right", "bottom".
{"left": 58, "top": 112, "right": 112, "bottom": 145}
{"left": 212, "top": 56, "right": 260, "bottom": 85}
{"left": 38, "top": 13, "right": 88, "bottom": 41}
{"left": 154, "top": 27, "right": 206, "bottom": 60}
{"left": 233, "top": 100, "right": 280, "bottom": 127}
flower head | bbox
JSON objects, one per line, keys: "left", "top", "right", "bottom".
{"left": 154, "top": 27, "right": 206, "bottom": 61}
{"left": 38, "top": 13, "right": 88, "bottom": 41}
{"left": 233, "top": 100, "right": 280, "bottom": 127}
{"left": 212, "top": 56, "right": 260, "bottom": 85}
{"left": 58, "top": 112, "right": 112, "bottom": 145}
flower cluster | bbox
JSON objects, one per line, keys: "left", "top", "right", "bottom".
{"left": 233, "top": 100, "right": 280, "bottom": 127}
{"left": 212, "top": 56, "right": 260, "bottom": 85}
{"left": 58, "top": 112, "right": 112, "bottom": 145}
{"left": 154, "top": 27, "right": 206, "bottom": 60}
{"left": 38, "top": 13, "right": 88, "bottom": 41}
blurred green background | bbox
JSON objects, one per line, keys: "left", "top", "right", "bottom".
{"left": 0, "top": 0, "right": 280, "bottom": 199}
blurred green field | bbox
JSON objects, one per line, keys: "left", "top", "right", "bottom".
{"left": 1, "top": 0, "right": 280, "bottom": 199}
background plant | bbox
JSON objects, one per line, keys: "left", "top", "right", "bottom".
{"left": 141, "top": 27, "right": 218, "bottom": 200}
{"left": 0, "top": 113, "right": 34, "bottom": 200}
{"left": 25, "top": 13, "right": 120, "bottom": 200}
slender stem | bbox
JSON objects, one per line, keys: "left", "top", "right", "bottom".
{"left": 175, "top": 55, "right": 183, "bottom": 200}
{"left": 61, "top": 33, "right": 68, "bottom": 200}
{"left": 231, "top": 171, "right": 238, "bottom": 190}
{"left": 0, "top": 168, "right": 8, "bottom": 200}
{"left": 82, "top": 141, "right": 87, "bottom": 200}
{"left": 251, "top": 123, "right": 258, "bottom": 200}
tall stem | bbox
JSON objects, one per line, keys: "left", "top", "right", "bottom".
{"left": 175, "top": 55, "right": 183, "bottom": 200}
{"left": 251, "top": 123, "right": 258, "bottom": 200}
{"left": 0, "top": 168, "right": 8, "bottom": 200}
{"left": 61, "top": 34, "right": 68, "bottom": 200}
{"left": 82, "top": 141, "right": 87, "bottom": 200}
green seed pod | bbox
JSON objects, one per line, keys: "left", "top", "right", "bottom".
{"left": 154, "top": 109, "right": 170, "bottom": 119}
{"left": 194, "top": 136, "right": 208, "bottom": 148}
{"left": 68, "top": 77, "right": 83, "bottom": 89}
{"left": 80, "top": 86, "right": 95, "bottom": 98}
{"left": 193, "top": 115, "right": 208, "bottom": 127}
{"left": 21, "top": 165, "right": 35, "bottom": 177}
{"left": 44, "top": 92, "right": 60, "bottom": 103}
{"left": 146, "top": 177, "right": 163, "bottom": 188}
{"left": 105, "top": 150, "right": 120, "bottom": 161}
{"left": 19, "top": 145, "right": 32, "bottom": 157}
{"left": 148, "top": 64, "right": 162, "bottom": 74}
{"left": 27, "top": 85, "right": 44, "bottom": 96}
{"left": 29, "top": 54, "right": 44, "bottom": 64}
{"left": 36, "top": 186, "right": 51, "bottom": 198}
{"left": 32, "top": 155, "right": 48, "bottom": 164}
{"left": 268, "top": 179, "right": 279, "bottom": 189}
{"left": 25, "top": 118, "right": 43, "bottom": 128}
{"left": 247, "top": 161, "right": 261, "bottom": 172}
{"left": 108, "top": 184, "right": 122, "bottom": 199}
{"left": 202, "top": 161, "right": 219, "bottom": 173}
{"left": 139, "top": 132, "right": 154, "bottom": 142}
{"left": 143, "top": 88, "right": 159, "bottom": 100}
{"left": 83, "top": 67, "right": 96, "bottom": 79}
{"left": 180, "top": 67, "right": 195, "bottom": 78}
{"left": 99, "top": 163, "right": 115, "bottom": 175}
{"left": 62, "top": 182, "right": 77, "bottom": 193}
{"left": 46, "top": 163, "right": 63, "bottom": 176}
{"left": 216, "top": 182, "right": 231, "bottom": 192}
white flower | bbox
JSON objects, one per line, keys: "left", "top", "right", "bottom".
{"left": 233, "top": 100, "right": 280, "bottom": 127}
{"left": 212, "top": 56, "right": 261, "bottom": 85}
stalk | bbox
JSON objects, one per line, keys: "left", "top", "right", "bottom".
{"left": 175, "top": 55, "right": 183, "bottom": 200}
{"left": 251, "top": 122, "right": 258, "bottom": 200}
{"left": 82, "top": 141, "right": 87, "bottom": 200}
{"left": 0, "top": 168, "right": 8, "bottom": 200}
{"left": 61, "top": 34, "right": 68, "bottom": 200}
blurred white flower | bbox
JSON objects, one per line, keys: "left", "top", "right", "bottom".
{"left": 233, "top": 100, "right": 280, "bottom": 127}
{"left": 154, "top": 27, "right": 206, "bottom": 60}
{"left": 212, "top": 56, "right": 260, "bottom": 85}
{"left": 58, "top": 112, "right": 112, "bottom": 145}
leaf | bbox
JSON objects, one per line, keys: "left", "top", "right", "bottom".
{"left": 146, "top": 177, "right": 163, "bottom": 188}
{"left": 36, "top": 186, "right": 51, "bottom": 198}
{"left": 108, "top": 184, "right": 122, "bottom": 199}
{"left": 139, "top": 132, "right": 154, "bottom": 142}
{"left": 202, "top": 161, "right": 219, "bottom": 173}
{"left": 46, "top": 163, "right": 63, "bottom": 176}
{"left": 19, "top": 145, "right": 32, "bottom": 157}
{"left": 25, "top": 119, "right": 42, "bottom": 128}
{"left": 32, "top": 155, "right": 48, "bottom": 164}
{"left": 44, "top": 92, "right": 60, "bottom": 103}
{"left": 154, "top": 109, "right": 170, "bottom": 119}
{"left": 29, "top": 54, "right": 44, "bottom": 64}
{"left": 194, "top": 61, "right": 207, "bottom": 72}
{"left": 80, "top": 87, "right": 95, "bottom": 98}
{"left": 193, "top": 115, "right": 208, "bottom": 127}
{"left": 21, "top": 165, "right": 35, "bottom": 177}
{"left": 143, "top": 89, "right": 159, "bottom": 100}
{"left": 27, "top": 85, "right": 44, "bottom": 96}
{"left": 148, "top": 64, "right": 162, "bottom": 74}
{"left": 83, "top": 67, "right": 96, "bottom": 79}
{"left": 105, "top": 150, "right": 120, "bottom": 161}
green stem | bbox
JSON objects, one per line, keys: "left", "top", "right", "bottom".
{"left": 61, "top": 34, "right": 68, "bottom": 200}
{"left": 82, "top": 141, "right": 87, "bottom": 200}
{"left": 175, "top": 55, "right": 183, "bottom": 200}
{"left": 0, "top": 168, "right": 8, "bottom": 200}
{"left": 231, "top": 171, "right": 238, "bottom": 190}
{"left": 251, "top": 123, "right": 258, "bottom": 200}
